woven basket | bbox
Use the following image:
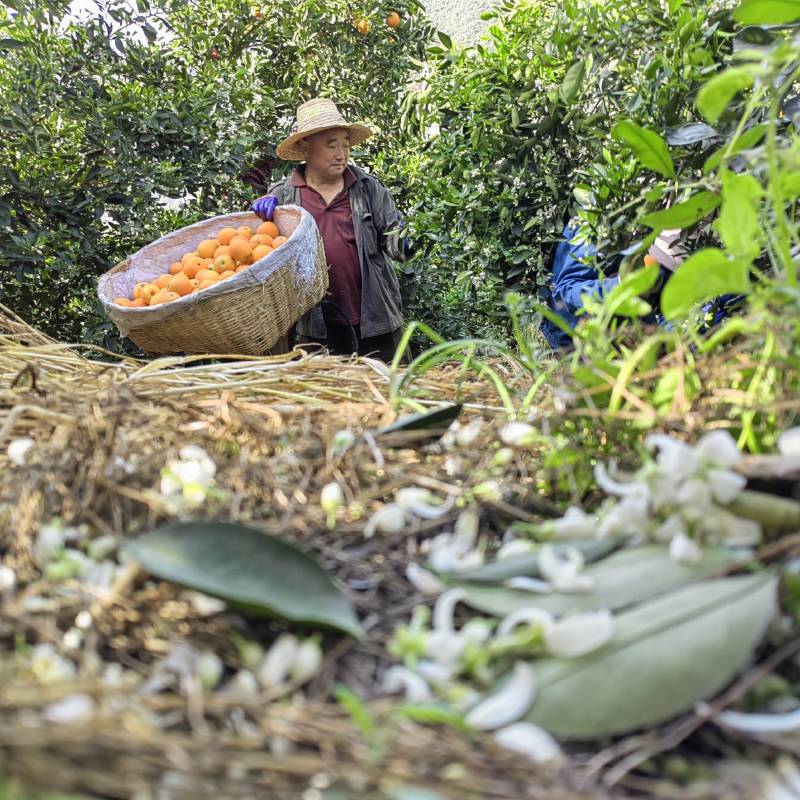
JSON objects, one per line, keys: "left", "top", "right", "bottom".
{"left": 97, "top": 207, "right": 328, "bottom": 356}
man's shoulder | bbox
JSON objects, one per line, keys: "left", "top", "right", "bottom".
{"left": 348, "top": 164, "right": 388, "bottom": 194}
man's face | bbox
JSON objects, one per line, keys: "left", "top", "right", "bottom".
{"left": 302, "top": 128, "right": 351, "bottom": 178}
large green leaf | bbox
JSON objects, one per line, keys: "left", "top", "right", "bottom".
{"left": 639, "top": 191, "right": 720, "bottom": 231}
{"left": 453, "top": 540, "right": 620, "bottom": 584}
{"left": 704, "top": 123, "right": 769, "bottom": 173}
{"left": 125, "top": 522, "right": 364, "bottom": 638}
{"left": 734, "top": 0, "right": 800, "bottom": 24}
{"left": 560, "top": 58, "right": 587, "bottom": 105}
{"left": 458, "top": 546, "right": 737, "bottom": 618}
{"left": 612, "top": 121, "right": 675, "bottom": 178}
{"left": 716, "top": 170, "right": 763, "bottom": 261}
{"left": 527, "top": 572, "right": 777, "bottom": 738}
{"left": 661, "top": 248, "right": 751, "bottom": 320}
{"left": 697, "top": 67, "right": 756, "bottom": 123}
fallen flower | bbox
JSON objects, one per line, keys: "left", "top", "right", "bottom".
{"left": 363, "top": 503, "right": 407, "bottom": 538}
{"left": 538, "top": 545, "right": 594, "bottom": 593}
{"left": 543, "top": 610, "right": 614, "bottom": 659}
{"left": 493, "top": 721, "right": 563, "bottom": 764}
{"left": 669, "top": 531, "right": 702, "bottom": 564}
{"left": 320, "top": 481, "right": 345, "bottom": 528}
{"left": 713, "top": 707, "right": 800, "bottom": 734}
{"left": 706, "top": 467, "right": 747, "bottom": 505}
{"left": 406, "top": 562, "right": 446, "bottom": 595}
{"left": 0, "top": 564, "right": 16, "bottom": 593}
{"left": 505, "top": 576, "right": 552, "bottom": 593}
{"left": 695, "top": 429, "right": 742, "bottom": 469}
{"left": 381, "top": 665, "right": 432, "bottom": 703}
{"left": 7, "top": 436, "right": 34, "bottom": 466}
{"left": 778, "top": 427, "right": 800, "bottom": 458}
{"left": 496, "top": 539, "right": 536, "bottom": 561}
{"left": 256, "top": 634, "right": 299, "bottom": 688}
{"left": 43, "top": 693, "right": 95, "bottom": 725}
{"left": 547, "top": 506, "right": 597, "bottom": 541}
{"left": 290, "top": 637, "right": 323, "bottom": 685}
{"left": 500, "top": 421, "right": 536, "bottom": 448}
{"left": 196, "top": 651, "right": 224, "bottom": 691}
{"left": 465, "top": 661, "right": 537, "bottom": 730}
{"left": 396, "top": 487, "right": 455, "bottom": 520}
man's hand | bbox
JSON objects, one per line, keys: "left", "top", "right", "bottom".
{"left": 252, "top": 195, "right": 278, "bottom": 221}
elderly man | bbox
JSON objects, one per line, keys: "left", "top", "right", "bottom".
{"left": 252, "top": 98, "right": 410, "bottom": 362}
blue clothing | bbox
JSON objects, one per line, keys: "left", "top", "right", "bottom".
{"left": 542, "top": 225, "right": 620, "bottom": 348}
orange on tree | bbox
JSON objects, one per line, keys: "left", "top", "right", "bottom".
{"left": 256, "top": 220, "right": 279, "bottom": 238}
{"left": 386, "top": 11, "right": 400, "bottom": 27}
{"left": 643, "top": 254, "right": 660, "bottom": 268}
{"left": 355, "top": 17, "right": 372, "bottom": 34}
{"left": 217, "top": 227, "right": 238, "bottom": 245}
{"left": 196, "top": 239, "right": 218, "bottom": 259}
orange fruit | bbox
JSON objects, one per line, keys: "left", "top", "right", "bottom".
{"left": 153, "top": 274, "right": 172, "bottom": 289}
{"left": 355, "top": 17, "right": 372, "bottom": 34}
{"left": 169, "top": 261, "right": 184, "bottom": 275}
{"left": 386, "top": 11, "right": 400, "bottom": 27}
{"left": 181, "top": 252, "right": 195, "bottom": 264}
{"left": 256, "top": 220, "right": 279, "bottom": 238}
{"left": 219, "top": 270, "right": 236, "bottom": 280}
{"left": 252, "top": 243, "right": 273, "bottom": 261}
{"left": 272, "top": 236, "right": 288, "bottom": 248}
{"left": 114, "top": 297, "right": 133, "bottom": 306}
{"left": 199, "top": 278, "right": 218, "bottom": 289}
{"left": 168, "top": 272, "right": 193, "bottom": 296}
{"left": 212, "top": 254, "right": 236, "bottom": 273}
{"left": 129, "top": 297, "right": 147, "bottom": 308}
{"left": 213, "top": 244, "right": 230, "bottom": 258}
{"left": 235, "top": 264, "right": 249, "bottom": 273}
{"left": 229, "top": 237, "right": 253, "bottom": 263}
{"left": 134, "top": 282, "right": 159, "bottom": 303}
{"left": 250, "top": 233, "right": 270, "bottom": 246}
{"left": 183, "top": 260, "right": 202, "bottom": 279}
{"left": 196, "top": 239, "right": 218, "bottom": 259}
{"left": 236, "top": 225, "right": 252, "bottom": 239}
{"left": 183, "top": 255, "right": 203, "bottom": 274}
{"left": 150, "top": 290, "right": 180, "bottom": 306}
{"left": 196, "top": 268, "right": 217, "bottom": 282}
{"left": 217, "top": 227, "right": 238, "bottom": 245}
{"left": 643, "top": 254, "right": 659, "bottom": 268}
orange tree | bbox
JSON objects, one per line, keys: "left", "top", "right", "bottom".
{"left": 0, "top": 0, "right": 432, "bottom": 347}
{"left": 386, "top": 0, "right": 732, "bottom": 341}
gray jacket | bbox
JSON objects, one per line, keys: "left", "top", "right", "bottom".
{"left": 269, "top": 163, "right": 407, "bottom": 339}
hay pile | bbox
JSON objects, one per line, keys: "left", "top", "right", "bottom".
{"left": 0, "top": 305, "right": 788, "bottom": 800}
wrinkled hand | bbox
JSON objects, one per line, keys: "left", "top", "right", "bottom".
{"left": 252, "top": 194, "right": 278, "bottom": 221}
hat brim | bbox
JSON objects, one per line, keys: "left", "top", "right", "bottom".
{"left": 276, "top": 123, "right": 374, "bottom": 161}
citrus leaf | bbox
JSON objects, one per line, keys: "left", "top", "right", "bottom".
{"left": 704, "top": 123, "right": 769, "bottom": 173}
{"left": 666, "top": 122, "right": 719, "bottom": 146}
{"left": 661, "top": 248, "right": 750, "bottom": 320}
{"left": 716, "top": 170, "right": 763, "bottom": 261}
{"left": 639, "top": 191, "right": 720, "bottom": 230}
{"left": 734, "top": 0, "right": 800, "bottom": 24}
{"left": 458, "top": 545, "right": 737, "bottom": 618}
{"left": 560, "top": 58, "right": 587, "bottom": 105}
{"left": 125, "top": 522, "right": 364, "bottom": 638}
{"left": 697, "top": 67, "right": 756, "bottom": 123}
{"left": 612, "top": 121, "right": 675, "bottom": 178}
{"left": 527, "top": 572, "right": 777, "bottom": 738}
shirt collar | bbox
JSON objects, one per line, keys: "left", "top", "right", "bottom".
{"left": 291, "top": 165, "right": 357, "bottom": 189}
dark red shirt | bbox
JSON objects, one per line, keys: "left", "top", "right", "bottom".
{"left": 293, "top": 167, "right": 362, "bottom": 325}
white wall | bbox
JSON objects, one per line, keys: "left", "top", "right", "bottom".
{"left": 423, "top": 0, "right": 496, "bottom": 45}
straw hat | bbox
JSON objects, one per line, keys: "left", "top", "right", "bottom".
{"left": 276, "top": 98, "right": 373, "bottom": 161}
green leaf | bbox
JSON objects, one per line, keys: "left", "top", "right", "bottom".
{"left": 527, "top": 572, "right": 777, "bottom": 738}
{"left": 560, "top": 59, "right": 586, "bottom": 105}
{"left": 697, "top": 67, "right": 756, "bottom": 123}
{"left": 666, "top": 122, "right": 719, "bottom": 146}
{"left": 734, "top": 0, "right": 800, "bottom": 24}
{"left": 612, "top": 121, "right": 675, "bottom": 178}
{"left": 661, "top": 248, "right": 751, "bottom": 320}
{"left": 606, "top": 265, "right": 660, "bottom": 317}
{"left": 639, "top": 191, "right": 721, "bottom": 231}
{"left": 125, "top": 522, "right": 363, "bottom": 638}
{"left": 453, "top": 540, "right": 620, "bottom": 584}
{"left": 0, "top": 38, "right": 27, "bottom": 51}
{"left": 703, "top": 123, "right": 769, "bottom": 173}
{"left": 458, "top": 546, "right": 738, "bottom": 618}
{"left": 437, "top": 31, "right": 453, "bottom": 49}
{"left": 716, "top": 170, "right": 763, "bottom": 261}
{"left": 334, "top": 684, "right": 375, "bottom": 739}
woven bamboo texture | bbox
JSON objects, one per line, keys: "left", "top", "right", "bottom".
{"left": 98, "top": 208, "right": 328, "bottom": 356}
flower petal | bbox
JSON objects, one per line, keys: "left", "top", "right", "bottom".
{"left": 498, "top": 607, "right": 554, "bottom": 638}
{"left": 433, "top": 588, "right": 466, "bottom": 633}
{"left": 7, "top": 436, "right": 34, "bottom": 466}
{"left": 594, "top": 462, "right": 648, "bottom": 498}
{"left": 500, "top": 421, "right": 536, "bottom": 448}
{"left": 496, "top": 539, "right": 537, "bottom": 560}
{"left": 544, "top": 610, "right": 614, "bottom": 658}
{"left": 465, "top": 662, "right": 537, "bottom": 731}
{"left": 493, "top": 722, "right": 563, "bottom": 764}
{"left": 778, "top": 427, "right": 800, "bottom": 457}
{"left": 364, "top": 504, "right": 407, "bottom": 538}
{"left": 256, "top": 634, "right": 299, "bottom": 688}
{"left": 396, "top": 487, "right": 455, "bottom": 520}
{"left": 381, "top": 666, "right": 432, "bottom": 703}
{"left": 406, "top": 563, "right": 446, "bottom": 596}
{"left": 669, "top": 532, "right": 702, "bottom": 564}
{"left": 696, "top": 430, "right": 741, "bottom": 468}
{"left": 550, "top": 506, "right": 597, "bottom": 540}
{"left": 715, "top": 708, "right": 800, "bottom": 734}
{"left": 707, "top": 468, "right": 747, "bottom": 504}
{"left": 505, "top": 577, "right": 552, "bottom": 593}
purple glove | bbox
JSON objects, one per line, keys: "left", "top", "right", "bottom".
{"left": 252, "top": 194, "right": 278, "bottom": 221}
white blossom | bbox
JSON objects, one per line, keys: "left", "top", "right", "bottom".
{"left": 499, "top": 421, "right": 536, "bottom": 448}
{"left": 364, "top": 504, "right": 407, "bottom": 537}
{"left": 645, "top": 434, "right": 699, "bottom": 483}
{"left": 396, "top": 487, "right": 454, "bottom": 520}
{"left": 543, "top": 610, "right": 614, "bottom": 659}
{"left": 707, "top": 468, "right": 747, "bottom": 504}
{"left": 549, "top": 506, "right": 597, "bottom": 540}
{"left": 256, "top": 634, "right": 299, "bottom": 688}
{"left": 0, "top": 564, "right": 16, "bottom": 593}
{"left": 382, "top": 666, "right": 432, "bottom": 702}
{"left": 778, "top": 427, "right": 800, "bottom": 457}
{"left": 405, "top": 563, "right": 446, "bottom": 595}
{"left": 465, "top": 662, "right": 537, "bottom": 730}
{"left": 669, "top": 532, "right": 702, "bottom": 564}
{"left": 196, "top": 651, "right": 224, "bottom": 691}
{"left": 538, "top": 545, "right": 593, "bottom": 593}
{"left": 496, "top": 539, "right": 536, "bottom": 560}
{"left": 497, "top": 607, "right": 554, "bottom": 639}
{"left": 43, "top": 693, "right": 95, "bottom": 724}
{"left": 7, "top": 436, "right": 34, "bottom": 466}
{"left": 695, "top": 429, "right": 742, "bottom": 468}
{"left": 290, "top": 638, "right": 323, "bottom": 685}
{"left": 505, "top": 576, "right": 552, "bottom": 593}
{"left": 493, "top": 722, "right": 563, "bottom": 764}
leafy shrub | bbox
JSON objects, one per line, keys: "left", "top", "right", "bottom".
{"left": 0, "top": 0, "right": 433, "bottom": 346}
{"left": 392, "top": 0, "right": 730, "bottom": 339}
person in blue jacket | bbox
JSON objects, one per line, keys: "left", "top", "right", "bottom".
{"left": 541, "top": 222, "right": 739, "bottom": 349}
